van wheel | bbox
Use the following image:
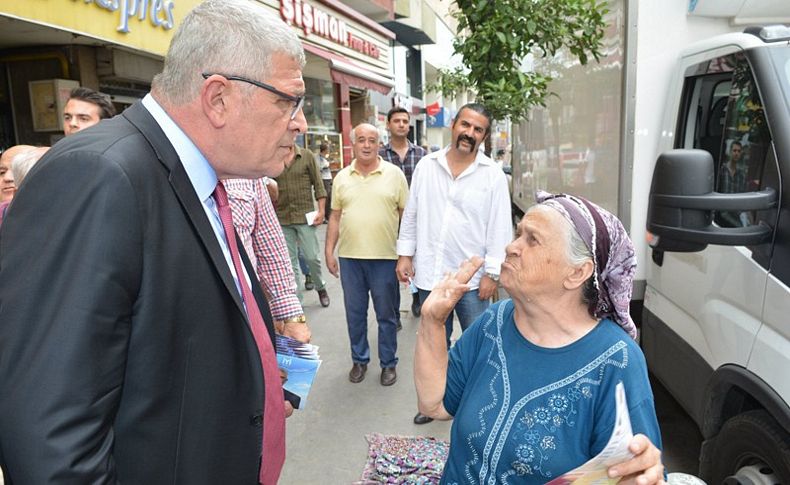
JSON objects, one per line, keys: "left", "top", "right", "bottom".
{"left": 701, "top": 410, "right": 790, "bottom": 484}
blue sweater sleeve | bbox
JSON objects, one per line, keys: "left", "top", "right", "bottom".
{"left": 443, "top": 314, "right": 488, "bottom": 416}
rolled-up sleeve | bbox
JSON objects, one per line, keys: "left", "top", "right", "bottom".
{"left": 396, "top": 165, "right": 420, "bottom": 257}
{"left": 483, "top": 172, "right": 512, "bottom": 276}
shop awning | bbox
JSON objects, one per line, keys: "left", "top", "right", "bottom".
{"left": 379, "top": 20, "right": 435, "bottom": 47}
{"left": 303, "top": 43, "right": 393, "bottom": 95}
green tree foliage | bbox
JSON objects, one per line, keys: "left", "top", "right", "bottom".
{"left": 432, "top": 0, "right": 609, "bottom": 121}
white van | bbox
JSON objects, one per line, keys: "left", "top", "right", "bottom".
{"left": 509, "top": 1, "right": 790, "bottom": 481}
{"left": 645, "top": 26, "right": 790, "bottom": 483}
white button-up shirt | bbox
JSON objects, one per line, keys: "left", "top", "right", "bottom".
{"left": 396, "top": 147, "right": 512, "bottom": 290}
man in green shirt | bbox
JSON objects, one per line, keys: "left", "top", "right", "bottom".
{"left": 275, "top": 146, "right": 330, "bottom": 307}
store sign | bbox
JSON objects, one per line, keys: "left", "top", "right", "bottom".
{"left": 279, "top": 0, "right": 380, "bottom": 59}
{"left": 427, "top": 107, "right": 452, "bottom": 128}
{"left": 74, "top": 0, "right": 175, "bottom": 33}
{"left": 393, "top": 93, "right": 412, "bottom": 112}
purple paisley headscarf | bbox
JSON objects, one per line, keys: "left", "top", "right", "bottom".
{"left": 535, "top": 191, "right": 638, "bottom": 339}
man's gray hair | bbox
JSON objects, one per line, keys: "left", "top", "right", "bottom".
{"left": 11, "top": 147, "right": 48, "bottom": 187}
{"left": 152, "top": 0, "right": 305, "bottom": 105}
{"left": 350, "top": 123, "right": 379, "bottom": 143}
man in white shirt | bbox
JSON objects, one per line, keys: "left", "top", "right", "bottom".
{"left": 396, "top": 103, "right": 511, "bottom": 424}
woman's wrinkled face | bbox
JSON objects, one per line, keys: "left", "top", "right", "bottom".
{"left": 500, "top": 207, "right": 572, "bottom": 299}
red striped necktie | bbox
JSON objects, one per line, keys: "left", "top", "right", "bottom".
{"left": 213, "top": 181, "right": 285, "bottom": 484}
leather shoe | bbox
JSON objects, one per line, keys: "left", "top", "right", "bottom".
{"left": 349, "top": 363, "right": 367, "bottom": 383}
{"left": 413, "top": 412, "right": 433, "bottom": 425}
{"left": 304, "top": 275, "right": 315, "bottom": 291}
{"left": 318, "top": 289, "right": 330, "bottom": 307}
{"left": 380, "top": 367, "right": 397, "bottom": 386}
{"left": 411, "top": 294, "right": 421, "bottom": 317}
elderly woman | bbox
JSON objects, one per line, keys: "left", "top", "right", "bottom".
{"left": 415, "top": 191, "right": 665, "bottom": 483}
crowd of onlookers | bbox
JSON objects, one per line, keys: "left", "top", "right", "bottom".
{"left": 0, "top": 86, "right": 117, "bottom": 227}
{"left": 0, "top": 1, "right": 668, "bottom": 482}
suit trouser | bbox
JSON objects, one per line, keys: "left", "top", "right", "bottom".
{"left": 281, "top": 224, "right": 325, "bottom": 302}
{"left": 339, "top": 258, "right": 398, "bottom": 368}
{"left": 322, "top": 179, "right": 332, "bottom": 214}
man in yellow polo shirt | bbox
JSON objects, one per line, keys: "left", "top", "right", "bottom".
{"left": 325, "top": 123, "right": 408, "bottom": 386}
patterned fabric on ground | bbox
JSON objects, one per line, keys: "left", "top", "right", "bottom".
{"left": 356, "top": 433, "right": 449, "bottom": 484}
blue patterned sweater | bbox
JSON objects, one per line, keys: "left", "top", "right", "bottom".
{"left": 441, "top": 300, "right": 661, "bottom": 484}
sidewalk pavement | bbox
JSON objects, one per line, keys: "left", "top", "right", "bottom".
{"left": 0, "top": 224, "right": 695, "bottom": 483}
{"left": 280, "top": 224, "right": 453, "bottom": 484}
{"left": 0, "top": 225, "right": 446, "bottom": 485}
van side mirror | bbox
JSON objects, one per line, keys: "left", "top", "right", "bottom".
{"left": 646, "top": 149, "right": 776, "bottom": 252}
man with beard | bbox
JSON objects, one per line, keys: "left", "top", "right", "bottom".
{"left": 396, "top": 103, "right": 511, "bottom": 424}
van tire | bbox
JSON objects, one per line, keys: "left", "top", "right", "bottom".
{"left": 700, "top": 410, "right": 790, "bottom": 484}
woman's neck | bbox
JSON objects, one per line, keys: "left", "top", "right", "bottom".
{"left": 511, "top": 294, "right": 598, "bottom": 348}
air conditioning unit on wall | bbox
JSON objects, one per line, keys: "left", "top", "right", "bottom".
{"left": 28, "top": 78, "right": 79, "bottom": 132}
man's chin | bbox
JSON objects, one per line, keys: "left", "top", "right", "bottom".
{"left": 263, "top": 160, "right": 286, "bottom": 178}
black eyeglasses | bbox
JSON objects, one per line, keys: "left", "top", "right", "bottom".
{"left": 202, "top": 72, "right": 304, "bottom": 120}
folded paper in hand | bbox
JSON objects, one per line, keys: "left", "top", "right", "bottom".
{"left": 276, "top": 334, "right": 321, "bottom": 409}
{"left": 545, "top": 382, "right": 635, "bottom": 484}
{"left": 305, "top": 210, "right": 318, "bottom": 225}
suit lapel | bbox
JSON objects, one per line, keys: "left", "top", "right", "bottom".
{"left": 122, "top": 103, "right": 247, "bottom": 319}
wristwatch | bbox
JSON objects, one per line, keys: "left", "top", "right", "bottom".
{"left": 283, "top": 314, "right": 307, "bottom": 325}
{"left": 485, "top": 272, "right": 500, "bottom": 282}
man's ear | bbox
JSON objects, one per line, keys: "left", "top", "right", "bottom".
{"left": 200, "top": 75, "right": 231, "bottom": 129}
{"left": 564, "top": 259, "right": 594, "bottom": 291}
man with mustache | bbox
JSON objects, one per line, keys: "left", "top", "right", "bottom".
{"left": 396, "top": 103, "right": 512, "bottom": 425}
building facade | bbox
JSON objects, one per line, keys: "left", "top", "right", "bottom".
{"left": 0, "top": 0, "right": 398, "bottom": 168}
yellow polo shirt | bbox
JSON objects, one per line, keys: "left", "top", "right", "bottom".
{"left": 332, "top": 158, "right": 409, "bottom": 259}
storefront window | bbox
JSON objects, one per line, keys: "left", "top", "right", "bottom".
{"left": 303, "top": 133, "right": 343, "bottom": 172}
{"left": 303, "top": 78, "right": 336, "bottom": 133}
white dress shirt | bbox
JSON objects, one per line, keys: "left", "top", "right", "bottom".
{"left": 396, "top": 147, "right": 512, "bottom": 290}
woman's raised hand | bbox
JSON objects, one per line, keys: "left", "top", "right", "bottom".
{"left": 420, "top": 257, "right": 484, "bottom": 324}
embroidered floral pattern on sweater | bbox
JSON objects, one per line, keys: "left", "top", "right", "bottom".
{"left": 460, "top": 303, "right": 630, "bottom": 485}
{"left": 505, "top": 384, "right": 594, "bottom": 479}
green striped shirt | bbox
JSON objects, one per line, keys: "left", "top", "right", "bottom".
{"left": 274, "top": 147, "right": 327, "bottom": 225}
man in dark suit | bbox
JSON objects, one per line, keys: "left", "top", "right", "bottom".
{"left": 0, "top": 1, "right": 307, "bottom": 483}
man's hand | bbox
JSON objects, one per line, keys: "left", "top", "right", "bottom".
{"left": 478, "top": 274, "right": 498, "bottom": 300}
{"left": 396, "top": 256, "right": 414, "bottom": 283}
{"left": 312, "top": 210, "right": 324, "bottom": 226}
{"left": 284, "top": 401, "right": 294, "bottom": 418}
{"left": 607, "top": 434, "right": 666, "bottom": 485}
{"left": 326, "top": 252, "right": 339, "bottom": 278}
{"left": 420, "top": 257, "right": 483, "bottom": 324}
{"left": 265, "top": 178, "right": 279, "bottom": 203}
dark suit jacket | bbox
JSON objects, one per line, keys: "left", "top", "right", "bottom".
{"left": 0, "top": 102, "right": 278, "bottom": 484}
